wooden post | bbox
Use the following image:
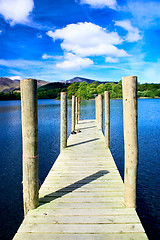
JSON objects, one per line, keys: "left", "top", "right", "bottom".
{"left": 78, "top": 98, "right": 80, "bottom": 121}
{"left": 98, "top": 95, "right": 103, "bottom": 131}
{"left": 75, "top": 97, "right": 78, "bottom": 125}
{"left": 96, "top": 96, "right": 99, "bottom": 127}
{"left": 96, "top": 96, "right": 98, "bottom": 126}
{"left": 95, "top": 97, "right": 97, "bottom": 123}
{"left": 20, "top": 79, "right": 39, "bottom": 216}
{"left": 60, "top": 92, "right": 67, "bottom": 151}
{"left": 72, "top": 95, "right": 75, "bottom": 131}
{"left": 104, "top": 91, "right": 110, "bottom": 148}
{"left": 122, "top": 76, "right": 138, "bottom": 208}
{"left": 95, "top": 97, "right": 96, "bottom": 121}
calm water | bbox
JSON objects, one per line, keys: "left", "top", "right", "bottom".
{"left": 0, "top": 99, "right": 159, "bottom": 240}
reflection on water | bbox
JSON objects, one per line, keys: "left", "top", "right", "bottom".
{"left": 0, "top": 99, "right": 159, "bottom": 240}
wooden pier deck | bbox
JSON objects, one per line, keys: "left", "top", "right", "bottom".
{"left": 13, "top": 119, "right": 148, "bottom": 240}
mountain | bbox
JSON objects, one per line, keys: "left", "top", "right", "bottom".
{"left": 0, "top": 78, "right": 49, "bottom": 93}
{"left": 60, "top": 76, "right": 118, "bottom": 85}
{"left": 38, "top": 82, "right": 70, "bottom": 91}
{"left": 0, "top": 78, "right": 20, "bottom": 93}
{"left": 60, "top": 77, "right": 95, "bottom": 84}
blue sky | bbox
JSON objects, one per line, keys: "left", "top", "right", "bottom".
{"left": 0, "top": 0, "right": 160, "bottom": 83}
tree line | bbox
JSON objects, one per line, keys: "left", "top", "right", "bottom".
{"left": 0, "top": 80, "right": 160, "bottom": 100}
{"left": 64, "top": 81, "right": 160, "bottom": 99}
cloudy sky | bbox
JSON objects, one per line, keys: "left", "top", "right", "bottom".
{"left": 0, "top": 0, "right": 160, "bottom": 83}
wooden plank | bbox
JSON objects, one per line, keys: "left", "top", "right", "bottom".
{"left": 39, "top": 191, "right": 124, "bottom": 198}
{"left": 37, "top": 202, "right": 125, "bottom": 209}
{"left": 43, "top": 173, "right": 121, "bottom": 180}
{"left": 39, "top": 196, "right": 124, "bottom": 203}
{"left": 27, "top": 208, "right": 138, "bottom": 216}
{"left": 23, "top": 214, "right": 141, "bottom": 224}
{"left": 39, "top": 187, "right": 124, "bottom": 193}
{"left": 40, "top": 175, "right": 121, "bottom": 183}
{"left": 13, "top": 233, "right": 148, "bottom": 240}
{"left": 40, "top": 183, "right": 123, "bottom": 190}
{"left": 18, "top": 223, "right": 145, "bottom": 233}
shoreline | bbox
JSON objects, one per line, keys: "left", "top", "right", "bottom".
{"left": 0, "top": 97, "right": 160, "bottom": 101}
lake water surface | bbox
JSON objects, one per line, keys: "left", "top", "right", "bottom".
{"left": 0, "top": 99, "right": 159, "bottom": 240}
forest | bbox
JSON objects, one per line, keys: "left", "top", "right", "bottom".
{"left": 0, "top": 80, "right": 160, "bottom": 100}
{"left": 64, "top": 81, "right": 160, "bottom": 99}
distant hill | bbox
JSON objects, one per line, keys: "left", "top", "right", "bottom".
{"left": 37, "top": 80, "right": 49, "bottom": 88}
{"left": 60, "top": 77, "right": 110, "bottom": 84}
{"left": 38, "top": 82, "right": 70, "bottom": 91}
{"left": 0, "top": 78, "right": 20, "bottom": 93}
{"left": 0, "top": 77, "right": 49, "bottom": 93}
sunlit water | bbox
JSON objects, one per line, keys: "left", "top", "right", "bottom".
{"left": 0, "top": 99, "right": 159, "bottom": 240}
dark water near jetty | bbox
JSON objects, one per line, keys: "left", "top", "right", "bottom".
{"left": 0, "top": 99, "right": 159, "bottom": 240}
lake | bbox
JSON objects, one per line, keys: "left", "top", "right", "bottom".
{"left": 0, "top": 99, "right": 159, "bottom": 240}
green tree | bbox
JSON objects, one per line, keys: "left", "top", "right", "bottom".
{"left": 114, "top": 81, "right": 122, "bottom": 98}
{"left": 67, "top": 82, "right": 79, "bottom": 99}
{"left": 155, "top": 89, "right": 160, "bottom": 97}
{"left": 118, "top": 80, "right": 122, "bottom": 88}
{"left": 141, "top": 90, "right": 155, "bottom": 98}
{"left": 110, "top": 91, "right": 117, "bottom": 99}
{"left": 137, "top": 91, "right": 144, "bottom": 98}
{"left": 97, "top": 84, "right": 105, "bottom": 95}
{"left": 88, "top": 82, "right": 98, "bottom": 98}
{"left": 77, "top": 82, "right": 90, "bottom": 99}
{"left": 104, "top": 82, "right": 114, "bottom": 91}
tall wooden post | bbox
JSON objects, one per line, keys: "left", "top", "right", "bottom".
{"left": 95, "top": 97, "right": 97, "bottom": 123}
{"left": 78, "top": 98, "right": 81, "bottom": 121}
{"left": 98, "top": 95, "right": 103, "bottom": 131}
{"left": 60, "top": 92, "right": 67, "bottom": 151}
{"left": 95, "top": 97, "right": 96, "bottom": 121}
{"left": 97, "top": 96, "right": 100, "bottom": 128}
{"left": 76, "top": 97, "right": 78, "bottom": 125}
{"left": 21, "top": 79, "right": 39, "bottom": 216}
{"left": 122, "top": 76, "right": 138, "bottom": 208}
{"left": 97, "top": 96, "right": 99, "bottom": 127}
{"left": 104, "top": 91, "right": 110, "bottom": 148}
{"left": 72, "top": 95, "right": 75, "bottom": 131}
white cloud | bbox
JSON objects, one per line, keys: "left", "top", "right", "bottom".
{"left": 66, "top": 44, "right": 127, "bottom": 57}
{"left": 105, "top": 57, "right": 119, "bottom": 63}
{"left": 56, "top": 53, "right": 93, "bottom": 70}
{"left": 10, "top": 76, "right": 21, "bottom": 80}
{"left": 79, "top": 0, "right": 118, "bottom": 10}
{"left": 42, "top": 54, "right": 63, "bottom": 60}
{"left": 0, "top": 0, "right": 34, "bottom": 25}
{"left": 115, "top": 20, "right": 142, "bottom": 42}
{"left": 42, "top": 54, "right": 52, "bottom": 59}
{"left": 0, "top": 59, "right": 41, "bottom": 68}
{"left": 0, "top": 59, "right": 59, "bottom": 81}
{"left": 143, "top": 61, "right": 160, "bottom": 83}
{"left": 124, "top": 1, "right": 160, "bottom": 28}
{"left": 47, "top": 22, "right": 128, "bottom": 60}
{"left": 0, "top": 57, "right": 93, "bottom": 78}
{"left": 42, "top": 53, "right": 53, "bottom": 59}
{"left": 0, "top": 30, "right": 2, "bottom": 34}
{"left": 47, "top": 22, "right": 122, "bottom": 47}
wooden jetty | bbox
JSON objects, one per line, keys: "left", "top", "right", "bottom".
{"left": 13, "top": 76, "right": 148, "bottom": 240}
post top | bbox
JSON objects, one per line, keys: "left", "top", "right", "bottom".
{"left": 122, "top": 76, "right": 137, "bottom": 80}
{"left": 21, "top": 78, "right": 37, "bottom": 81}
